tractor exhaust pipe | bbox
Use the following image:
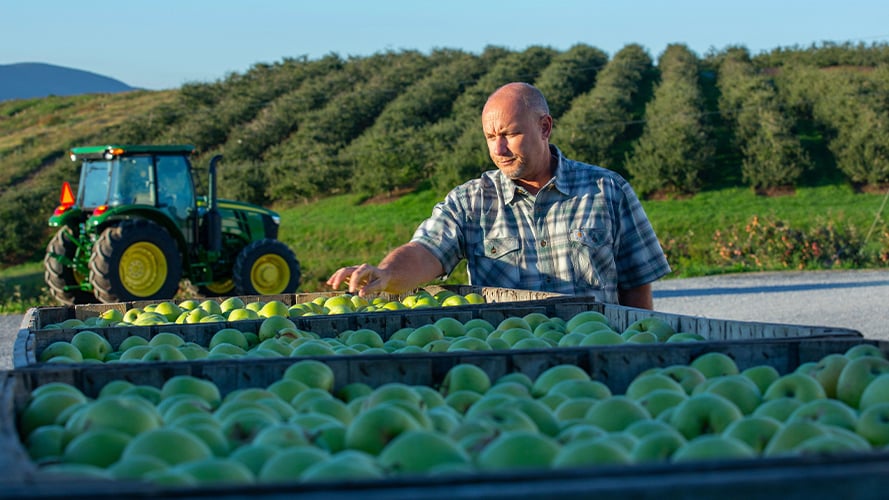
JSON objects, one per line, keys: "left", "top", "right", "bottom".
{"left": 207, "top": 155, "right": 223, "bottom": 254}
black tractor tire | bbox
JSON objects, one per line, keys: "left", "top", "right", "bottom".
{"left": 89, "top": 219, "right": 183, "bottom": 303}
{"left": 233, "top": 239, "right": 301, "bottom": 296}
{"left": 44, "top": 227, "right": 95, "bottom": 305}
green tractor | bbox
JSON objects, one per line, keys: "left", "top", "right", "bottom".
{"left": 44, "top": 144, "right": 301, "bottom": 304}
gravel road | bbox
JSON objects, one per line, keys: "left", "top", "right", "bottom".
{"left": 1, "top": 269, "right": 886, "bottom": 370}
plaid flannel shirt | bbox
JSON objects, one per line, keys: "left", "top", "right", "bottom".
{"left": 411, "top": 145, "right": 671, "bottom": 303}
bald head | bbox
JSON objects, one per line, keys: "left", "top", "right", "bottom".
{"left": 484, "top": 82, "right": 550, "bottom": 119}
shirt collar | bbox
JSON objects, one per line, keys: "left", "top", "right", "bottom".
{"left": 499, "top": 144, "right": 569, "bottom": 204}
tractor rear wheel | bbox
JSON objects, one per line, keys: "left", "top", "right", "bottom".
{"left": 89, "top": 219, "right": 182, "bottom": 303}
{"left": 44, "top": 227, "right": 94, "bottom": 305}
{"left": 233, "top": 239, "right": 301, "bottom": 296}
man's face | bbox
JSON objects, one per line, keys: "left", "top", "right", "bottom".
{"left": 482, "top": 97, "right": 551, "bottom": 181}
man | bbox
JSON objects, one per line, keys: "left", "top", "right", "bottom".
{"left": 327, "top": 82, "right": 670, "bottom": 309}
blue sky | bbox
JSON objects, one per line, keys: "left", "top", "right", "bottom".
{"left": 3, "top": 0, "right": 888, "bottom": 90}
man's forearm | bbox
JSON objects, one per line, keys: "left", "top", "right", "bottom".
{"left": 377, "top": 242, "right": 445, "bottom": 293}
{"left": 618, "top": 283, "right": 654, "bottom": 309}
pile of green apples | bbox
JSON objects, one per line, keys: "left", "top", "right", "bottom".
{"left": 37, "top": 310, "right": 700, "bottom": 364}
{"left": 42, "top": 291, "right": 488, "bottom": 331}
{"left": 19, "top": 345, "right": 889, "bottom": 486}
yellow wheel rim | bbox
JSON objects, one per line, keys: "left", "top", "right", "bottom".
{"left": 205, "top": 279, "right": 234, "bottom": 294}
{"left": 250, "top": 254, "right": 290, "bottom": 295}
{"left": 119, "top": 242, "right": 168, "bottom": 297}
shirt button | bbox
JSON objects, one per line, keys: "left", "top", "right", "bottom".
{"left": 540, "top": 240, "right": 547, "bottom": 247}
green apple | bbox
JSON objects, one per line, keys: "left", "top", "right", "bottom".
{"left": 229, "top": 444, "right": 279, "bottom": 477}
{"left": 378, "top": 429, "right": 470, "bottom": 474}
{"left": 672, "top": 435, "right": 755, "bottom": 462}
{"left": 844, "top": 343, "right": 885, "bottom": 360}
{"left": 258, "top": 316, "right": 298, "bottom": 342}
{"left": 20, "top": 391, "right": 88, "bottom": 437}
{"left": 100, "top": 308, "right": 125, "bottom": 323}
{"left": 660, "top": 364, "right": 707, "bottom": 395}
{"left": 154, "top": 301, "right": 184, "bottom": 322}
{"left": 552, "top": 436, "right": 631, "bottom": 467}
{"left": 476, "top": 430, "right": 561, "bottom": 470}
{"left": 565, "top": 310, "right": 610, "bottom": 332}
{"left": 434, "top": 317, "right": 466, "bottom": 338}
{"left": 218, "top": 296, "right": 246, "bottom": 314}
{"left": 39, "top": 341, "right": 84, "bottom": 363}
{"left": 531, "top": 364, "right": 591, "bottom": 398}
{"left": 68, "top": 396, "right": 162, "bottom": 437}
{"left": 584, "top": 395, "right": 651, "bottom": 432}
{"left": 257, "top": 446, "right": 330, "bottom": 482}
{"left": 259, "top": 300, "right": 290, "bottom": 319}
{"left": 741, "top": 364, "right": 781, "bottom": 395}
{"left": 118, "top": 336, "right": 149, "bottom": 352}
{"left": 625, "top": 316, "right": 675, "bottom": 342}
{"left": 787, "top": 398, "right": 858, "bottom": 430}
{"left": 148, "top": 332, "right": 185, "bottom": 347}
{"left": 405, "top": 324, "right": 444, "bottom": 347}
{"left": 753, "top": 397, "right": 804, "bottom": 422}
{"left": 630, "top": 429, "right": 687, "bottom": 462}
{"left": 806, "top": 353, "right": 849, "bottom": 399}
{"left": 690, "top": 352, "right": 739, "bottom": 378}
{"left": 722, "top": 415, "right": 782, "bottom": 453}
{"left": 669, "top": 392, "right": 743, "bottom": 439}
{"left": 858, "top": 372, "right": 889, "bottom": 410}
{"left": 580, "top": 329, "right": 625, "bottom": 345}
{"left": 637, "top": 389, "right": 688, "bottom": 418}
{"left": 171, "top": 457, "right": 255, "bottom": 484}
{"left": 625, "top": 373, "right": 685, "bottom": 400}
{"left": 444, "top": 390, "right": 483, "bottom": 414}
{"left": 210, "top": 328, "right": 249, "bottom": 350}
{"left": 702, "top": 374, "right": 762, "bottom": 415}
{"left": 199, "top": 300, "right": 223, "bottom": 316}
{"left": 763, "top": 420, "right": 828, "bottom": 457}
{"left": 107, "top": 455, "right": 168, "bottom": 480}
{"left": 440, "top": 364, "right": 491, "bottom": 396}
{"left": 463, "top": 318, "right": 495, "bottom": 334}
{"left": 140, "top": 344, "right": 188, "bottom": 362}
{"left": 227, "top": 308, "right": 260, "bottom": 322}
{"left": 447, "top": 337, "right": 492, "bottom": 352}
{"left": 511, "top": 398, "right": 560, "bottom": 437}
{"left": 344, "top": 328, "right": 385, "bottom": 349}
{"left": 122, "top": 308, "right": 144, "bottom": 323}
{"left": 25, "top": 424, "right": 66, "bottom": 463}
{"left": 63, "top": 428, "right": 131, "bottom": 467}
{"left": 665, "top": 332, "right": 706, "bottom": 343}
{"left": 552, "top": 397, "right": 597, "bottom": 422}
{"left": 161, "top": 375, "right": 222, "bottom": 409}
{"left": 299, "top": 450, "right": 384, "bottom": 482}
{"left": 763, "top": 372, "right": 827, "bottom": 404}
{"left": 547, "top": 379, "right": 612, "bottom": 400}
{"left": 856, "top": 402, "right": 889, "bottom": 446}
{"left": 70, "top": 330, "right": 113, "bottom": 361}
{"left": 464, "top": 292, "right": 486, "bottom": 304}
{"left": 344, "top": 404, "right": 421, "bottom": 455}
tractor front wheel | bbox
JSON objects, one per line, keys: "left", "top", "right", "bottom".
{"left": 233, "top": 239, "right": 301, "bottom": 296}
{"left": 89, "top": 220, "right": 182, "bottom": 303}
{"left": 44, "top": 227, "right": 94, "bottom": 305}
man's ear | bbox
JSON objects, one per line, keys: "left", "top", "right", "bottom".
{"left": 540, "top": 114, "right": 553, "bottom": 140}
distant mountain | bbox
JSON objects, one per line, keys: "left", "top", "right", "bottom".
{"left": 0, "top": 62, "right": 137, "bottom": 102}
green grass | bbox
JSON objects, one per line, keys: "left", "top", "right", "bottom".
{"left": 2, "top": 183, "right": 887, "bottom": 311}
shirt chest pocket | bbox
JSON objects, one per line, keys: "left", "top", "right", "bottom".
{"left": 568, "top": 228, "right": 615, "bottom": 289}
{"left": 471, "top": 236, "right": 521, "bottom": 287}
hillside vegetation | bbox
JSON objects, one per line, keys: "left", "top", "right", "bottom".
{"left": 1, "top": 42, "right": 888, "bottom": 301}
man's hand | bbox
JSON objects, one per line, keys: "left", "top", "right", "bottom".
{"left": 326, "top": 264, "right": 392, "bottom": 297}
{"left": 326, "top": 242, "right": 445, "bottom": 298}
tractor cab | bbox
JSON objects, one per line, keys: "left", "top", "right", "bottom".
{"left": 66, "top": 145, "right": 196, "bottom": 226}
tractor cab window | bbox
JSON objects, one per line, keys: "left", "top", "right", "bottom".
{"left": 79, "top": 161, "right": 111, "bottom": 209}
{"left": 110, "top": 156, "right": 154, "bottom": 206}
{"left": 156, "top": 155, "right": 194, "bottom": 219}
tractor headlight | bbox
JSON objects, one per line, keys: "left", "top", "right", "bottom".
{"left": 272, "top": 215, "right": 281, "bottom": 225}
